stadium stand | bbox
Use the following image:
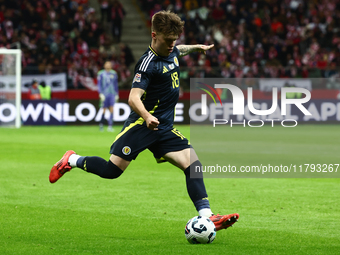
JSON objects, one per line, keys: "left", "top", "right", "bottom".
{"left": 138, "top": 0, "right": 340, "bottom": 85}
{"left": 1, "top": 0, "right": 339, "bottom": 92}
{"left": 0, "top": 0, "right": 133, "bottom": 89}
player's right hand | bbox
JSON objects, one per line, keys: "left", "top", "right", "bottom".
{"left": 99, "top": 93, "right": 105, "bottom": 101}
{"left": 146, "top": 115, "right": 159, "bottom": 131}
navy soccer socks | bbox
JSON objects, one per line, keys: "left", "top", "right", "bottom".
{"left": 76, "top": 156, "right": 123, "bottom": 179}
{"left": 184, "top": 160, "right": 211, "bottom": 213}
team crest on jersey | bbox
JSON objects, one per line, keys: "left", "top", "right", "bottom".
{"left": 110, "top": 74, "right": 114, "bottom": 79}
{"left": 133, "top": 73, "right": 141, "bottom": 83}
{"left": 168, "top": 63, "right": 174, "bottom": 70}
{"left": 122, "top": 146, "right": 131, "bottom": 155}
{"left": 174, "top": 57, "right": 179, "bottom": 66}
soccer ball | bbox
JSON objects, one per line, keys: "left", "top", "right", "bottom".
{"left": 185, "top": 216, "right": 216, "bottom": 244}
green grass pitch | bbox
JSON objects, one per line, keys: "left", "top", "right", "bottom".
{"left": 0, "top": 125, "right": 339, "bottom": 254}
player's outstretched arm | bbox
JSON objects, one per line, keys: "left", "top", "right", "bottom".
{"left": 177, "top": 44, "right": 214, "bottom": 57}
{"left": 128, "top": 88, "right": 159, "bottom": 130}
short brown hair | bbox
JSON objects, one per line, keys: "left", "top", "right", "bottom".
{"left": 151, "top": 10, "right": 185, "bottom": 36}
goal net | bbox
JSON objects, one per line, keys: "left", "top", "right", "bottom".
{"left": 0, "top": 49, "right": 21, "bottom": 128}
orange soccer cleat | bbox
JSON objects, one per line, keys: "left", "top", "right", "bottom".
{"left": 209, "top": 213, "right": 239, "bottom": 231}
{"left": 49, "top": 150, "right": 75, "bottom": 183}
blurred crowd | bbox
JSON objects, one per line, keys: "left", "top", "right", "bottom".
{"left": 139, "top": 0, "right": 340, "bottom": 83}
{"left": 0, "top": 0, "right": 133, "bottom": 89}
{"left": 1, "top": 0, "right": 339, "bottom": 91}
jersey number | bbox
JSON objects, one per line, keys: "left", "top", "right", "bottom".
{"left": 171, "top": 72, "right": 179, "bottom": 89}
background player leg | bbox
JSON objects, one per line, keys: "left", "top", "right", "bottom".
{"left": 100, "top": 108, "right": 106, "bottom": 132}
{"left": 108, "top": 106, "right": 114, "bottom": 132}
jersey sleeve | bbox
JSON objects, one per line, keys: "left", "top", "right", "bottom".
{"left": 131, "top": 71, "right": 150, "bottom": 90}
{"left": 132, "top": 51, "right": 155, "bottom": 90}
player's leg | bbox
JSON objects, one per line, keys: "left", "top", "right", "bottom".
{"left": 100, "top": 107, "right": 107, "bottom": 131}
{"left": 108, "top": 105, "right": 114, "bottom": 132}
{"left": 50, "top": 123, "right": 157, "bottom": 183}
{"left": 100, "top": 95, "right": 112, "bottom": 130}
{"left": 49, "top": 151, "right": 129, "bottom": 183}
{"left": 163, "top": 148, "right": 212, "bottom": 216}
{"left": 71, "top": 153, "right": 129, "bottom": 176}
{"left": 150, "top": 129, "right": 212, "bottom": 217}
{"left": 154, "top": 128, "right": 239, "bottom": 231}
{"left": 163, "top": 148, "right": 239, "bottom": 231}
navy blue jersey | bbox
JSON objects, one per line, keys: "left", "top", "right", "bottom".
{"left": 128, "top": 45, "right": 181, "bottom": 130}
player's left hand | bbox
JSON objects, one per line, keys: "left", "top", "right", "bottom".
{"left": 145, "top": 115, "right": 159, "bottom": 131}
{"left": 197, "top": 44, "right": 214, "bottom": 54}
{"left": 115, "top": 95, "right": 119, "bottom": 102}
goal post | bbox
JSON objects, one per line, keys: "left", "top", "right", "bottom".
{"left": 0, "top": 49, "right": 22, "bottom": 128}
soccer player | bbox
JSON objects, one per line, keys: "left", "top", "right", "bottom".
{"left": 97, "top": 61, "right": 119, "bottom": 132}
{"left": 50, "top": 10, "right": 239, "bottom": 231}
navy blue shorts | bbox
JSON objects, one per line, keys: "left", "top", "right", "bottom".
{"left": 110, "top": 121, "right": 191, "bottom": 162}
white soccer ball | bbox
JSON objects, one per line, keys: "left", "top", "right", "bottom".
{"left": 185, "top": 216, "right": 216, "bottom": 244}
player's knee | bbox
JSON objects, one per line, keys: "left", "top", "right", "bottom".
{"left": 105, "top": 161, "right": 123, "bottom": 179}
{"left": 184, "top": 160, "right": 203, "bottom": 178}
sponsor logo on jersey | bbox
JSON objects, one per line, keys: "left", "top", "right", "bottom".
{"left": 168, "top": 63, "right": 174, "bottom": 70}
{"left": 122, "top": 146, "right": 131, "bottom": 155}
{"left": 163, "top": 66, "right": 169, "bottom": 73}
{"left": 174, "top": 56, "right": 179, "bottom": 66}
{"left": 133, "top": 73, "right": 141, "bottom": 83}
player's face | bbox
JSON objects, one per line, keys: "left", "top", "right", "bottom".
{"left": 152, "top": 32, "right": 178, "bottom": 56}
{"left": 104, "top": 61, "right": 112, "bottom": 71}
